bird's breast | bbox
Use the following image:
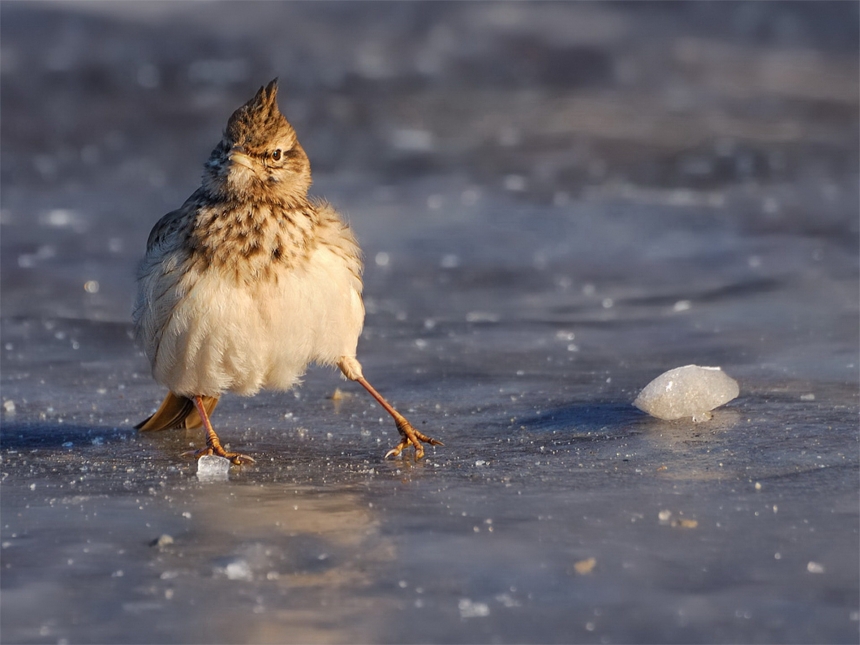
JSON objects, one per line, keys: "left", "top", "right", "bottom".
{"left": 189, "top": 201, "right": 317, "bottom": 283}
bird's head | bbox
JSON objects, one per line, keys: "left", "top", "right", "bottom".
{"left": 203, "top": 79, "right": 311, "bottom": 203}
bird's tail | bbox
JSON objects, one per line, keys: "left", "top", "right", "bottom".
{"left": 136, "top": 392, "right": 220, "bottom": 431}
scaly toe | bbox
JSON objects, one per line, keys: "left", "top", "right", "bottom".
{"left": 385, "top": 440, "right": 409, "bottom": 459}
{"left": 223, "top": 452, "right": 255, "bottom": 466}
{"left": 181, "top": 447, "right": 254, "bottom": 466}
{"left": 182, "top": 447, "right": 214, "bottom": 460}
{"left": 386, "top": 419, "right": 443, "bottom": 461}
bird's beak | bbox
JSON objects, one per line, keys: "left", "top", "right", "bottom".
{"left": 228, "top": 146, "right": 254, "bottom": 170}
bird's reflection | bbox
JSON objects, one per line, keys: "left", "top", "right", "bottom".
{"left": 155, "top": 479, "right": 397, "bottom": 643}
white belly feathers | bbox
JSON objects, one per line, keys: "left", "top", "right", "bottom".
{"left": 144, "top": 243, "right": 364, "bottom": 397}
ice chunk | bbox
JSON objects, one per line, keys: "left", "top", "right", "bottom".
{"left": 196, "top": 455, "right": 230, "bottom": 481}
{"left": 633, "top": 365, "right": 739, "bottom": 421}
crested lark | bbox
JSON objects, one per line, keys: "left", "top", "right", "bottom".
{"left": 133, "top": 79, "right": 442, "bottom": 464}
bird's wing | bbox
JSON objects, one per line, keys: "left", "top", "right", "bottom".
{"left": 146, "top": 207, "right": 189, "bottom": 254}
{"left": 145, "top": 189, "right": 207, "bottom": 253}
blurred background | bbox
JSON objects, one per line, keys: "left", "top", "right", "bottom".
{"left": 1, "top": 2, "right": 858, "bottom": 644}
{"left": 2, "top": 1, "right": 857, "bottom": 321}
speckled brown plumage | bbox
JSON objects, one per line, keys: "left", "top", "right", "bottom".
{"left": 133, "top": 79, "right": 441, "bottom": 464}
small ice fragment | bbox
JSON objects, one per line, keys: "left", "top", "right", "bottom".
{"left": 3, "top": 400, "right": 15, "bottom": 413}
{"left": 458, "top": 598, "right": 490, "bottom": 618}
{"left": 633, "top": 365, "right": 739, "bottom": 421}
{"left": 196, "top": 455, "right": 230, "bottom": 481}
{"left": 150, "top": 534, "right": 174, "bottom": 549}
{"left": 800, "top": 393, "right": 815, "bottom": 401}
{"left": 42, "top": 209, "right": 76, "bottom": 227}
{"left": 673, "top": 300, "right": 692, "bottom": 312}
{"left": 494, "top": 593, "right": 521, "bottom": 607}
{"left": 222, "top": 559, "right": 253, "bottom": 581}
{"left": 658, "top": 510, "right": 672, "bottom": 522}
{"left": 807, "top": 561, "right": 825, "bottom": 574}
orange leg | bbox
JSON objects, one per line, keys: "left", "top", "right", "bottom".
{"left": 183, "top": 395, "right": 255, "bottom": 465}
{"left": 355, "top": 376, "right": 443, "bottom": 460}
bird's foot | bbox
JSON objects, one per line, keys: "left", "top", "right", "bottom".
{"left": 182, "top": 444, "right": 255, "bottom": 466}
{"left": 384, "top": 415, "right": 443, "bottom": 461}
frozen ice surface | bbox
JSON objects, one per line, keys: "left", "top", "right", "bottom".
{"left": 196, "top": 454, "right": 230, "bottom": 481}
{"left": 633, "top": 365, "right": 740, "bottom": 422}
{"left": 1, "top": 3, "right": 858, "bottom": 645}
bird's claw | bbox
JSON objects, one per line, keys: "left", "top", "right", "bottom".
{"left": 182, "top": 446, "right": 256, "bottom": 466}
{"left": 384, "top": 441, "right": 410, "bottom": 460}
{"left": 384, "top": 417, "right": 443, "bottom": 461}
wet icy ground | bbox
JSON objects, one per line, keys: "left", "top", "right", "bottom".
{"left": 1, "top": 3, "right": 858, "bottom": 643}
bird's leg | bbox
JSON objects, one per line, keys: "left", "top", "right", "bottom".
{"left": 183, "top": 395, "right": 255, "bottom": 466}
{"left": 338, "top": 357, "right": 443, "bottom": 460}
{"left": 356, "top": 377, "right": 443, "bottom": 460}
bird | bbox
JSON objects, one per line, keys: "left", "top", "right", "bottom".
{"left": 132, "top": 79, "right": 442, "bottom": 464}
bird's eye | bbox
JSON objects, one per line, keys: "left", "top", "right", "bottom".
{"left": 271, "top": 149, "right": 282, "bottom": 161}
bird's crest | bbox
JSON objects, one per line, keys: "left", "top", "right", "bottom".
{"left": 225, "top": 79, "right": 294, "bottom": 150}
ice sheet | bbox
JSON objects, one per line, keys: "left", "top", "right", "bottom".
{"left": 1, "top": 3, "right": 857, "bottom": 644}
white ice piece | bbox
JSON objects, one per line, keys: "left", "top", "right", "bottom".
{"left": 458, "top": 598, "right": 490, "bottom": 618}
{"left": 196, "top": 454, "right": 230, "bottom": 481}
{"left": 633, "top": 365, "right": 739, "bottom": 421}
{"left": 223, "top": 559, "right": 253, "bottom": 581}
